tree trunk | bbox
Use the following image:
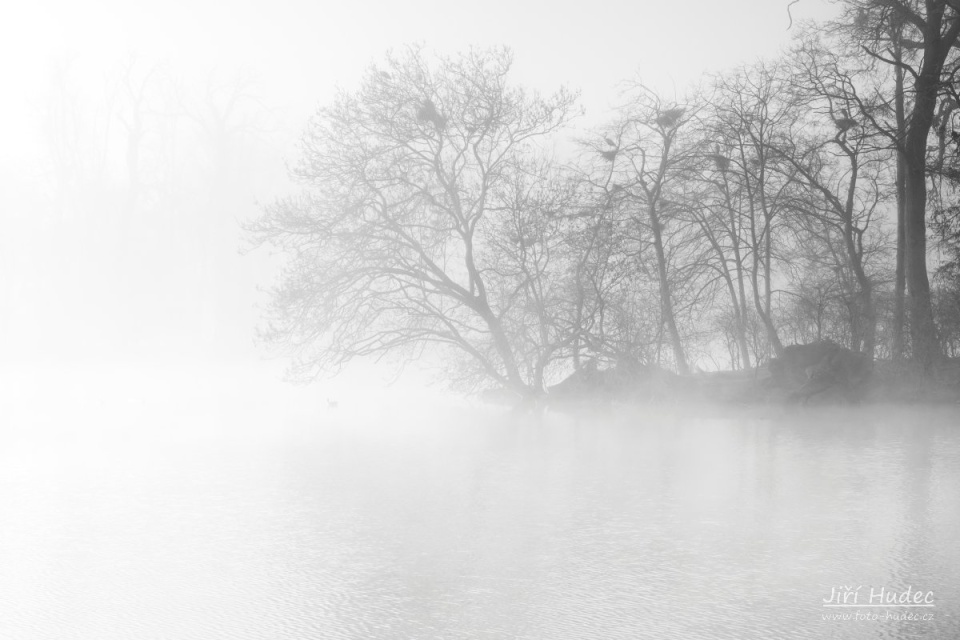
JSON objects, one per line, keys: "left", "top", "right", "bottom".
{"left": 846, "top": 237, "right": 875, "bottom": 357}
{"left": 720, "top": 263, "right": 751, "bottom": 370}
{"left": 747, "top": 159, "right": 783, "bottom": 356}
{"left": 728, "top": 184, "right": 752, "bottom": 369}
{"left": 734, "top": 302, "right": 751, "bottom": 370}
{"left": 903, "top": 65, "right": 942, "bottom": 371}
{"left": 751, "top": 214, "right": 783, "bottom": 356}
{"left": 890, "top": 26, "right": 908, "bottom": 361}
{"left": 893, "top": 152, "right": 907, "bottom": 359}
{"left": 736, "top": 273, "right": 751, "bottom": 368}
{"left": 649, "top": 204, "right": 688, "bottom": 374}
{"left": 716, "top": 172, "right": 752, "bottom": 368}
{"left": 481, "top": 305, "right": 529, "bottom": 393}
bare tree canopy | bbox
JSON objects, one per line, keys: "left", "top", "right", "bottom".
{"left": 248, "top": 47, "right": 581, "bottom": 395}
{"left": 239, "top": 4, "right": 960, "bottom": 393}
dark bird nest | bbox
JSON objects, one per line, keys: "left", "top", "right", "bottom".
{"left": 416, "top": 99, "right": 447, "bottom": 129}
{"left": 706, "top": 153, "right": 730, "bottom": 171}
{"left": 655, "top": 108, "right": 685, "bottom": 128}
{"left": 834, "top": 117, "right": 858, "bottom": 132}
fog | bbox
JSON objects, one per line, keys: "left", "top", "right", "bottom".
{"left": 3, "top": 391, "right": 959, "bottom": 638}
{"left": 0, "top": 0, "right": 838, "bottom": 367}
{"left": 4, "top": 0, "right": 960, "bottom": 638}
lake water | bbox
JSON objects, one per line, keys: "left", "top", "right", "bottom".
{"left": 1, "top": 368, "right": 959, "bottom": 639}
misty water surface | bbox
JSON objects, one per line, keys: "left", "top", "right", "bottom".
{"left": 1, "top": 367, "right": 958, "bottom": 639}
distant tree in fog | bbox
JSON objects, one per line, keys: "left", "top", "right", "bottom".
{"left": 701, "top": 62, "right": 801, "bottom": 359}
{"left": 586, "top": 86, "right": 704, "bottom": 375}
{"left": 773, "top": 39, "right": 891, "bottom": 358}
{"left": 25, "top": 56, "right": 276, "bottom": 362}
{"left": 248, "top": 47, "right": 580, "bottom": 398}
{"left": 178, "top": 70, "right": 279, "bottom": 347}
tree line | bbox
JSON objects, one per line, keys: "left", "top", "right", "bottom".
{"left": 11, "top": 57, "right": 281, "bottom": 362}
{"left": 249, "top": 1, "right": 960, "bottom": 399}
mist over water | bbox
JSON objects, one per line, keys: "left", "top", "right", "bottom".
{"left": 7, "top": 0, "right": 960, "bottom": 637}
{"left": 2, "top": 369, "right": 958, "bottom": 639}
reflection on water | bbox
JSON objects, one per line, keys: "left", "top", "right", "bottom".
{"left": 1, "top": 375, "right": 959, "bottom": 639}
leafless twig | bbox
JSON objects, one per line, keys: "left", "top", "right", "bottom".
{"left": 787, "top": 0, "right": 801, "bottom": 30}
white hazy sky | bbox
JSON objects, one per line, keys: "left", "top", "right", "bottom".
{"left": 3, "top": 0, "right": 838, "bottom": 159}
{"left": 0, "top": 0, "right": 842, "bottom": 375}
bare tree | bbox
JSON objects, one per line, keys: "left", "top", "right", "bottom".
{"left": 565, "top": 167, "right": 667, "bottom": 370}
{"left": 836, "top": 0, "right": 960, "bottom": 370}
{"left": 702, "top": 63, "right": 801, "bottom": 357}
{"left": 777, "top": 41, "right": 891, "bottom": 356}
{"left": 685, "top": 142, "right": 754, "bottom": 369}
{"left": 247, "top": 47, "right": 579, "bottom": 398}
{"left": 595, "top": 85, "right": 702, "bottom": 374}
{"left": 114, "top": 56, "right": 158, "bottom": 247}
